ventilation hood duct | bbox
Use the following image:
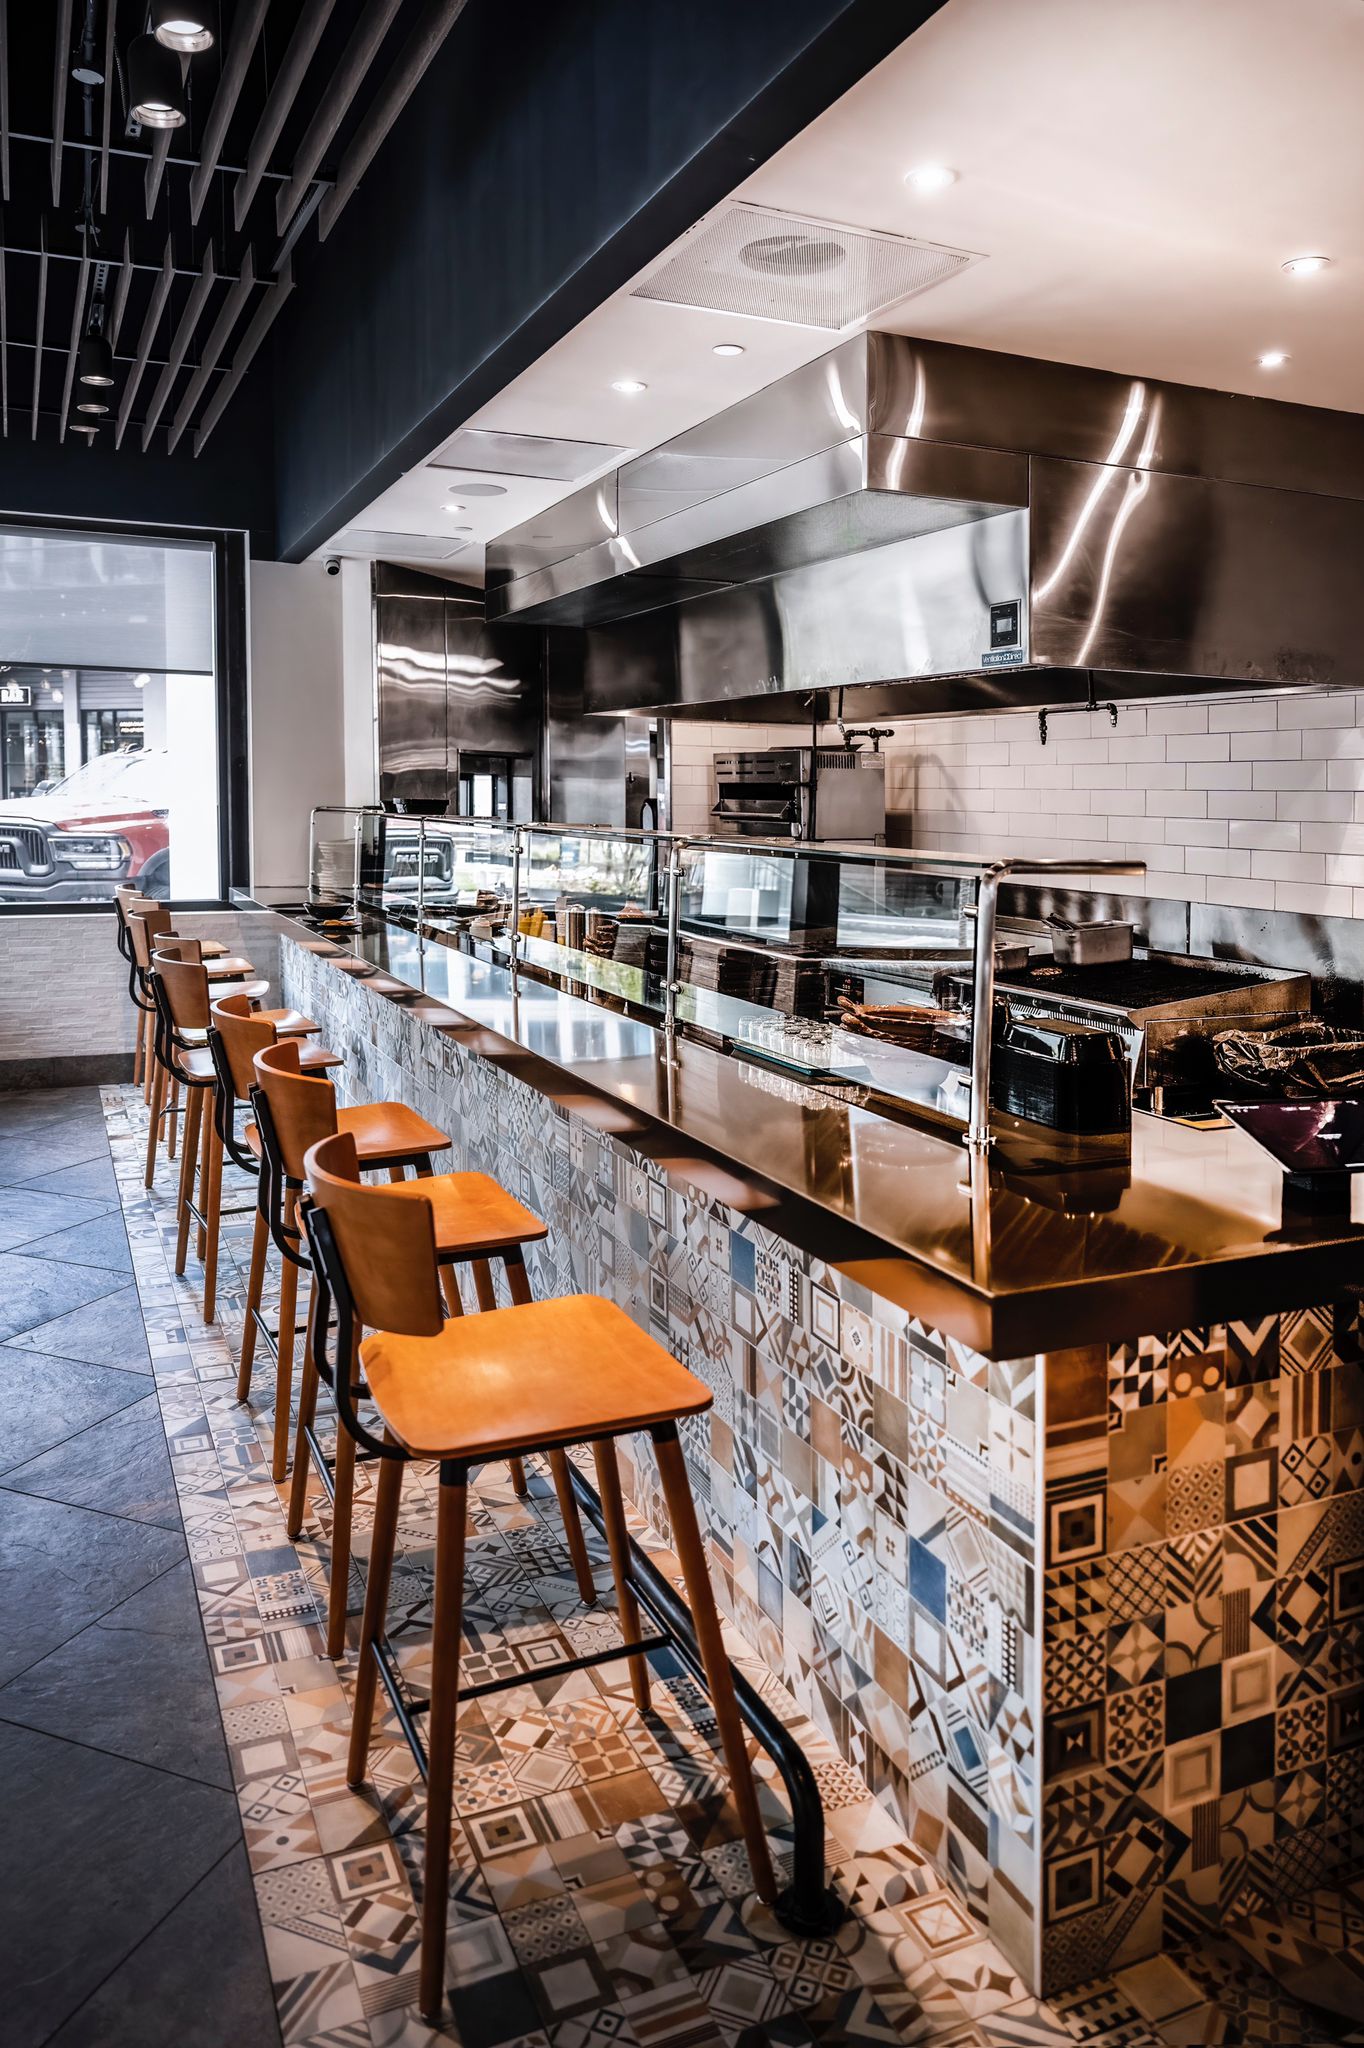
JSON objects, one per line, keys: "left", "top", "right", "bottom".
{"left": 485, "top": 333, "right": 1364, "bottom": 719}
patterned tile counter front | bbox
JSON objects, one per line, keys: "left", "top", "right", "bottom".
{"left": 282, "top": 936, "right": 1364, "bottom": 1999}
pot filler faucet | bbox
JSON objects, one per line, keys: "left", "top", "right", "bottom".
{"left": 967, "top": 857, "right": 1147, "bottom": 1151}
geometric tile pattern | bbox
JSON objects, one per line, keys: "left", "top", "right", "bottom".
{"left": 1042, "top": 1311, "right": 1364, "bottom": 1995}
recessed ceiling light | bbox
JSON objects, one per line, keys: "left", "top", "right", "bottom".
{"left": 75, "top": 399, "right": 109, "bottom": 414}
{"left": 1282, "top": 254, "right": 1331, "bottom": 277}
{"left": 1257, "top": 350, "right": 1290, "bottom": 369}
{"left": 712, "top": 342, "right": 745, "bottom": 358}
{"left": 443, "top": 501, "right": 466, "bottom": 513}
{"left": 611, "top": 379, "right": 647, "bottom": 394}
{"left": 904, "top": 163, "right": 958, "bottom": 194}
{"left": 438, "top": 480, "right": 507, "bottom": 498}
{"left": 452, "top": 525, "right": 474, "bottom": 534}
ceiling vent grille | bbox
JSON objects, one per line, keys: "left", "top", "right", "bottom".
{"left": 429, "top": 428, "right": 626, "bottom": 481}
{"left": 332, "top": 530, "right": 469, "bottom": 561}
{"left": 632, "top": 203, "right": 979, "bottom": 331}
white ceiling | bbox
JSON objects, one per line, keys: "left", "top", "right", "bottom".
{"left": 321, "top": 0, "right": 1363, "bottom": 577}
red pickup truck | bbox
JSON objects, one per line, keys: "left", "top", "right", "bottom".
{"left": 0, "top": 748, "right": 171, "bottom": 902}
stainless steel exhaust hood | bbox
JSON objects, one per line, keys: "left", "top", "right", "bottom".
{"left": 484, "top": 333, "right": 1364, "bottom": 719}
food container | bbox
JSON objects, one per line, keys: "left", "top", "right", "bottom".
{"left": 992, "top": 1015, "right": 1132, "bottom": 1134}
{"left": 1046, "top": 917, "right": 1134, "bottom": 966}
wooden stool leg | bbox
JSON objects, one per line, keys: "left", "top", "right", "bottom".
{"left": 201, "top": 1120, "right": 224, "bottom": 1324}
{"left": 132, "top": 1010, "right": 145, "bottom": 1090}
{"left": 347, "top": 1437, "right": 404, "bottom": 1789}
{"left": 420, "top": 1460, "right": 468, "bottom": 2025}
{"left": 507, "top": 1456, "right": 529, "bottom": 1495}
{"left": 592, "top": 1439, "right": 651, "bottom": 1713}
{"left": 470, "top": 1258, "right": 498, "bottom": 1311}
{"left": 271, "top": 1190, "right": 301, "bottom": 1483}
{"left": 327, "top": 1417, "right": 357, "bottom": 1658}
{"left": 196, "top": 1099, "right": 212, "bottom": 1260}
{"left": 503, "top": 1247, "right": 593, "bottom": 1586}
{"left": 144, "top": 1057, "right": 165, "bottom": 1188}
{"left": 287, "top": 1293, "right": 320, "bottom": 1540}
{"left": 142, "top": 1013, "right": 155, "bottom": 1104}
{"left": 174, "top": 1086, "right": 203, "bottom": 1275}
{"left": 236, "top": 1204, "right": 268, "bottom": 1400}
{"left": 166, "top": 1075, "right": 180, "bottom": 1161}
{"left": 652, "top": 1422, "right": 777, "bottom": 1903}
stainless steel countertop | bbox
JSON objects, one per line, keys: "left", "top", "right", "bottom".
{"left": 284, "top": 911, "right": 1364, "bottom": 1360}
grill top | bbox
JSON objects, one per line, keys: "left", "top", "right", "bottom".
{"left": 998, "top": 955, "right": 1288, "bottom": 1012}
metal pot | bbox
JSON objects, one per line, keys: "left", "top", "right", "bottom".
{"left": 1046, "top": 916, "right": 1133, "bottom": 966}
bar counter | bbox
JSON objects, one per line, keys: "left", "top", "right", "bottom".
{"left": 279, "top": 912, "right": 1364, "bottom": 1997}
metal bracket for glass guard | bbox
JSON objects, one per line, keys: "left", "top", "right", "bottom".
{"left": 366, "top": 1453, "right": 844, "bottom": 1939}
{"left": 662, "top": 834, "right": 687, "bottom": 1056}
{"left": 509, "top": 824, "right": 523, "bottom": 984}
{"left": 966, "top": 856, "right": 1146, "bottom": 1151}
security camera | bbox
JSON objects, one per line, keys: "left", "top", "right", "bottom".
{"left": 324, "top": 556, "right": 341, "bottom": 576}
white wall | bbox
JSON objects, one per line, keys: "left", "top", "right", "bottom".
{"left": 666, "top": 686, "right": 1364, "bottom": 916}
{"left": 340, "top": 557, "right": 377, "bottom": 808}
{"left": 247, "top": 560, "right": 345, "bottom": 902}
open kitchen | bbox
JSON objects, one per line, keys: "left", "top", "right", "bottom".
{"left": 6, "top": 6, "right": 1364, "bottom": 2046}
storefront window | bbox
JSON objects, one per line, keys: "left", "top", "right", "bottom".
{"left": 0, "top": 529, "right": 219, "bottom": 905}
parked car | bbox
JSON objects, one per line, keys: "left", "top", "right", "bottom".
{"left": 0, "top": 747, "right": 171, "bottom": 902}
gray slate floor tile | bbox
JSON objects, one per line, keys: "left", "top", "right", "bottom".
{"left": 0, "top": 1489, "right": 184, "bottom": 1686}
{"left": 41, "top": 1844, "right": 282, "bottom": 2048}
{"left": 0, "top": 1248, "right": 128, "bottom": 1341}
{"left": 0, "top": 1346, "right": 150, "bottom": 1470}
{"left": 0, "top": 1185, "right": 119, "bottom": 1251}
{"left": 21, "top": 1153, "right": 120, "bottom": 1205}
{"left": 6, "top": 1281, "right": 152, "bottom": 1372}
{"left": 1, "top": 1719, "right": 242, "bottom": 2048}
{"left": 16, "top": 1208, "right": 133, "bottom": 1273}
{"left": 0, "top": 1558, "right": 229, "bottom": 1788}
{"left": 2, "top": 1392, "right": 180, "bottom": 1527}
{"left": 0, "top": 1127, "right": 112, "bottom": 1185}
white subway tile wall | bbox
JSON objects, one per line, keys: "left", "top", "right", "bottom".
{"left": 666, "top": 688, "right": 1364, "bottom": 916}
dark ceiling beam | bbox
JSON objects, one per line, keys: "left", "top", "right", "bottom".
{"left": 194, "top": 257, "right": 291, "bottom": 454}
{"left": 98, "top": 0, "right": 116, "bottom": 212}
{"left": 140, "top": 243, "right": 215, "bottom": 447}
{"left": 57, "top": 246, "right": 89, "bottom": 443}
{"left": 0, "top": 238, "right": 242, "bottom": 283}
{"left": 317, "top": 0, "right": 466, "bottom": 242}
{"left": 167, "top": 245, "right": 253, "bottom": 450}
{"left": 0, "top": 250, "right": 8, "bottom": 436}
{"left": 0, "top": 0, "right": 10, "bottom": 204}
{"left": 115, "top": 235, "right": 172, "bottom": 447}
{"left": 187, "top": 0, "right": 271, "bottom": 225}
{"left": 233, "top": 0, "right": 334, "bottom": 231}
{"left": 6, "top": 333, "right": 222, "bottom": 374}
{"left": 28, "top": 225, "right": 45, "bottom": 440}
{"left": 275, "top": 0, "right": 403, "bottom": 236}
{"left": 50, "top": 0, "right": 71, "bottom": 205}
{"left": 145, "top": 126, "right": 173, "bottom": 218}
{"left": 108, "top": 229, "right": 131, "bottom": 344}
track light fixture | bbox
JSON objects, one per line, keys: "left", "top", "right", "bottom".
{"left": 128, "top": 33, "right": 188, "bottom": 128}
{"left": 151, "top": 1, "right": 215, "bottom": 54}
{"left": 78, "top": 332, "right": 115, "bottom": 388}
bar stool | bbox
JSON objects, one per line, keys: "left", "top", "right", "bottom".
{"left": 285, "top": 1129, "right": 596, "bottom": 1656}
{"left": 116, "top": 892, "right": 230, "bottom": 1097}
{"left": 135, "top": 917, "right": 266, "bottom": 1187}
{"left": 244, "top": 1040, "right": 455, "bottom": 1486}
{"left": 301, "top": 1136, "right": 777, "bottom": 2024}
{"left": 148, "top": 953, "right": 267, "bottom": 1272}
{"left": 195, "top": 995, "right": 342, "bottom": 1326}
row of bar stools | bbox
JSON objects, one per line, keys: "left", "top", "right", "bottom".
{"left": 115, "top": 886, "right": 234, "bottom": 1092}
{"left": 300, "top": 1131, "right": 777, "bottom": 2025}
{"left": 134, "top": 919, "right": 266, "bottom": 1185}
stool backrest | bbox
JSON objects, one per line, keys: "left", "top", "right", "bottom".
{"left": 253, "top": 1039, "right": 337, "bottom": 1178}
{"left": 304, "top": 1131, "right": 444, "bottom": 1338}
{"left": 126, "top": 904, "right": 173, "bottom": 972}
{"left": 211, "top": 993, "right": 274, "bottom": 1100}
{"left": 153, "top": 950, "right": 212, "bottom": 1032}
{"left": 155, "top": 936, "right": 204, "bottom": 964}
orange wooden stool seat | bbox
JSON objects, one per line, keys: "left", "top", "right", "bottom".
{"left": 301, "top": 1136, "right": 777, "bottom": 2025}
